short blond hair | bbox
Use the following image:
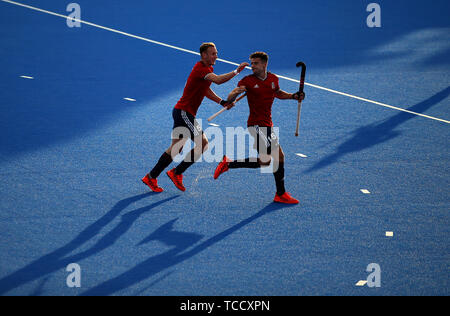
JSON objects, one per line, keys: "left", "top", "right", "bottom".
{"left": 200, "top": 42, "right": 216, "bottom": 55}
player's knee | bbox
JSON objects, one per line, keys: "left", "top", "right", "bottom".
{"left": 199, "top": 136, "right": 209, "bottom": 151}
{"left": 167, "top": 139, "right": 185, "bottom": 157}
{"left": 167, "top": 146, "right": 177, "bottom": 158}
{"left": 274, "top": 148, "right": 285, "bottom": 163}
{"left": 193, "top": 137, "right": 208, "bottom": 152}
{"left": 202, "top": 139, "right": 209, "bottom": 152}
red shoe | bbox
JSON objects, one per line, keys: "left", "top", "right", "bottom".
{"left": 274, "top": 192, "right": 299, "bottom": 204}
{"left": 214, "top": 155, "right": 230, "bottom": 179}
{"left": 142, "top": 174, "right": 163, "bottom": 193}
{"left": 167, "top": 168, "right": 186, "bottom": 192}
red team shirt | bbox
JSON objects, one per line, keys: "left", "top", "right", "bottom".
{"left": 238, "top": 72, "right": 280, "bottom": 127}
{"left": 175, "top": 61, "right": 214, "bottom": 117}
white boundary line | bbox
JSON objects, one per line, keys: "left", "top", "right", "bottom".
{"left": 277, "top": 74, "right": 450, "bottom": 124}
{"left": 2, "top": 0, "right": 449, "bottom": 124}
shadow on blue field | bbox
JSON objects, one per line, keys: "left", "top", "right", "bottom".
{"left": 0, "top": 191, "right": 296, "bottom": 296}
{"left": 0, "top": 193, "right": 178, "bottom": 295}
{"left": 81, "top": 202, "right": 296, "bottom": 296}
{"left": 306, "top": 86, "right": 450, "bottom": 173}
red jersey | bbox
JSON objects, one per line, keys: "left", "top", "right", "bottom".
{"left": 175, "top": 61, "right": 214, "bottom": 117}
{"left": 238, "top": 72, "right": 280, "bottom": 127}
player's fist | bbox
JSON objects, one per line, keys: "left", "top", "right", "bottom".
{"left": 225, "top": 101, "right": 236, "bottom": 110}
{"left": 292, "top": 91, "right": 305, "bottom": 101}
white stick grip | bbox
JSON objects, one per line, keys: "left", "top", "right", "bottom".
{"left": 295, "top": 100, "right": 303, "bottom": 137}
{"left": 207, "top": 93, "right": 247, "bottom": 122}
{"left": 208, "top": 108, "right": 227, "bottom": 122}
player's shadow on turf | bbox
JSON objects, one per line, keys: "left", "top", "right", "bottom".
{"left": 0, "top": 192, "right": 178, "bottom": 295}
{"left": 305, "top": 86, "right": 450, "bottom": 173}
{"left": 80, "top": 202, "right": 295, "bottom": 296}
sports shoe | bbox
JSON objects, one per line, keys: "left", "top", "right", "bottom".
{"left": 142, "top": 174, "right": 163, "bottom": 193}
{"left": 167, "top": 168, "right": 186, "bottom": 192}
{"left": 273, "top": 192, "right": 299, "bottom": 204}
{"left": 214, "top": 155, "right": 230, "bottom": 179}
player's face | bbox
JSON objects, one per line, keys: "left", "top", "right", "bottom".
{"left": 250, "top": 58, "right": 267, "bottom": 77}
{"left": 203, "top": 46, "right": 218, "bottom": 66}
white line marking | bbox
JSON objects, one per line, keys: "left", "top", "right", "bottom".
{"left": 295, "top": 153, "right": 308, "bottom": 158}
{"left": 208, "top": 123, "right": 220, "bottom": 127}
{"left": 1, "top": 0, "right": 202, "bottom": 55}
{"left": 355, "top": 280, "right": 367, "bottom": 287}
{"left": 20, "top": 75, "right": 34, "bottom": 79}
{"left": 277, "top": 74, "right": 449, "bottom": 124}
{"left": 123, "top": 98, "right": 136, "bottom": 102}
{"left": 360, "top": 189, "right": 371, "bottom": 194}
{"left": 2, "top": 0, "right": 449, "bottom": 124}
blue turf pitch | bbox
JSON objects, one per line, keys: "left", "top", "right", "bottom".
{"left": 0, "top": 0, "right": 449, "bottom": 296}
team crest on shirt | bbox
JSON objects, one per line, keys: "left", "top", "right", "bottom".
{"left": 271, "top": 82, "right": 276, "bottom": 90}
{"left": 253, "top": 84, "right": 259, "bottom": 89}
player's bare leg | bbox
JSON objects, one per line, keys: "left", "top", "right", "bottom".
{"left": 166, "top": 137, "right": 189, "bottom": 159}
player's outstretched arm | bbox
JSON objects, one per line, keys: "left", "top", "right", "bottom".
{"left": 275, "top": 89, "right": 305, "bottom": 100}
{"left": 205, "top": 62, "right": 249, "bottom": 85}
{"left": 227, "top": 86, "right": 247, "bottom": 103}
{"left": 205, "top": 88, "right": 222, "bottom": 104}
{"left": 205, "top": 87, "right": 235, "bottom": 109}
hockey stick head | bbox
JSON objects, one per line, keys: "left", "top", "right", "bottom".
{"left": 295, "top": 62, "right": 306, "bottom": 137}
{"left": 296, "top": 61, "right": 306, "bottom": 92}
{"left": 296, "top": 61, "right": 306, "bottom": 69}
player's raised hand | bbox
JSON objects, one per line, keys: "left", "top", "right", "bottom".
{"left": 236, "top": 62, "right": 250, "bottom": 74}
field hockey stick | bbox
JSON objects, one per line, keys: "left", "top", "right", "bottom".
{"left": 207, "top": 93, "right": 247, "bottom": 122}
{"left": 295, "top": 61, "right": 307, "bottom": 137}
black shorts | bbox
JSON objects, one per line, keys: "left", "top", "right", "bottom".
{"left": 248, "top": 125, "right": 279, "bottom": 155}
{"left": 172, "top": 108, "right": 203, "bottom": 140}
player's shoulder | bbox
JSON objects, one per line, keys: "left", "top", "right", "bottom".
{"left": 191, "top": 61, "right": 213, "bottom": 79}
{"left": 267, "top": 72, "right": 279, "bottom": 81}
{"left": 193, "top": 61, "right": 213, "bottom": 71}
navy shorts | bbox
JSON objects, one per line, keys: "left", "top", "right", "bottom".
{"left": 172, "top": 108, "right": 203, "bottom": 140}
{"left": 248, "top": 125, "right": 279, "bottom": 155}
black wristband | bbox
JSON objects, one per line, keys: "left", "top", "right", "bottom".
{"left": 220, "top": 100, "right": 227, "bottom": 106}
